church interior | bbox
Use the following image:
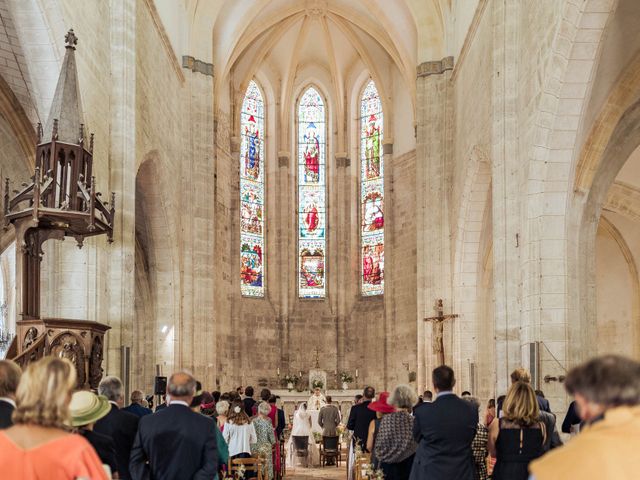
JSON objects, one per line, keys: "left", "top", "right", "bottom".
{"left": 1, "top": 0, "right": 640, "bottom": 469}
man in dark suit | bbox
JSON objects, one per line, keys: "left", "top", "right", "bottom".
{"left": 124, "top": 390, "right": 153, "bottom": 418}
{"left": 130, "top": 371, "right": 218, "bottom": 480}
{"left": 346, "top": 386, "right": 376, "bottom": 451}
{"left": 0, "top": 360, "right": 21, "bottom": 429}
{"left": 94, "top": 376, "right": 140, "bottom": 480}
{"left": 274, "top": 395, "right": 286, "bottom": 439}
{"left": 243, "top": 386, "right": 256, "bottom": 417}
{"left": 410, "top": 366, "right": 478, "bottom": 480}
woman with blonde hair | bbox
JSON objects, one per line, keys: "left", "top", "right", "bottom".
{"left": 216, "top": 400, "right": 230, "bottom": 432}
{"left": 488, "top": 381, "right": 546, "bottom": 480}
{"left": 0, "top": 357, "right": 107, "bottom": 479}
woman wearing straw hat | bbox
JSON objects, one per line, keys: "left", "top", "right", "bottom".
{"left": 69, "top": 390, "right": 119, "bottom": 478}
{"left": 366, "top": 391, "right": 396, "bottom": 470}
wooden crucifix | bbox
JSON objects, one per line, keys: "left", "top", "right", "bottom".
{"left": 424, "top": 299, "right": 458, "bottom": 366}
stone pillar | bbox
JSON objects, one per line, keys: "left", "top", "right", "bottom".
{"left": 491, "top": 0, "right": 522, "bottom": 394}
{"left": 180, "top": 56, "right": 215, "bottom": 384}
{"left": 105, "top": 0, "right": 136, "bottom": 379}
{"left": 382, "top": 141, "right": 396, "bottom": 388}
{"left": 335, "top": 152, "right": 349, "bottom": 374}
{"left": 277, "top": 151, "right": 291, "bottom": 370}
{"left": 416, "top": 57, "right": 454, "bottom": 391}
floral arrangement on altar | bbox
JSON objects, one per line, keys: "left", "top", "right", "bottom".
{"left": 311, "top": 379, "right": 324, "bottom": 389}
{"left": 339, "top": 371, "right": 354, "bottom": 383}
{"left": 282, "top": 374, "right": 298, "bottom": 391}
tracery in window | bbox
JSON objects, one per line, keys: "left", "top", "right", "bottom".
{"left": 360, "top": 80, "right": 384, "bottom": 296}
{"left": 240, "top": 80, "right": 265, "bottom": 297}
{"left": 298, "top": 87, "right": 326, "bottom": 298}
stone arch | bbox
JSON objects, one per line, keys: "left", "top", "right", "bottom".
{"left": 452, "top": 145, "right": 492, "bottom": 394}
{"left": 518, "top": 0, "right": 616, "bottom": 370}
{"left": 596, "top": 215, "right": 640, "bottom": 357}
{"left": 571, "top": 97, "right": 640, "bottom": 360}
{"left": 133, "top": 153, "right": 180, "bottom": 391}
{"left": 0, "top": 73, "right": 36, "bottom": 253}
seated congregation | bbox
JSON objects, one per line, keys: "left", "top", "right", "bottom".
{"left": 0, "top": 354, "right": 639, "bottom": 479}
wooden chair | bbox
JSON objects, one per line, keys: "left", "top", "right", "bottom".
{"left": 320, "top": 435, "right": 341, "bottom": 467}
{"left": 279, "top": 438, "right": 286, "bottom": 478}
{"left": 228, "top": 457, "right": 264, "bottom": 480}
{"left": 354, "top": 453, "right": 371, "bottom": 480}
{"left": 292, "top": 435, "right": 310, "bottom": 467}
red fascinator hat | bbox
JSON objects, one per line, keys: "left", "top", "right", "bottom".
{"left": 367, "top": 391, "right": 395, "bottom": 414}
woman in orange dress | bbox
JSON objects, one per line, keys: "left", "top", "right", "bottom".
{"left": 0, "top": 356, "right": 107, "bottom": 480}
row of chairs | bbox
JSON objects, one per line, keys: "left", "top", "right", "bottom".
{"left": 291, "top": 435, "right": 343, "bottom": 468}
{"left": 227, "top": 438, "right": 287, "bottom": 480}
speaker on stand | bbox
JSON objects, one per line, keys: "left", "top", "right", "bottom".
{"left": 154, "top": 364, "right": 166, "bottom": 410}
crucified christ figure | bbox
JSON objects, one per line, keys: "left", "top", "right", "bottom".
{"left": 424, "top": 299, "right": 458, "bottom": 366}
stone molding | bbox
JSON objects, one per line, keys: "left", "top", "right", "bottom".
{"left": 383, "top": 142, "right": 393, "bottom": 155}
{"left": 416, "top": 57, "right": 454, "bottom": 78}
{"left": 605, "top": 181, "right": 640, "bottom": 222}
{"left": 182, "top": 56, "right": 214, "bottom": 77}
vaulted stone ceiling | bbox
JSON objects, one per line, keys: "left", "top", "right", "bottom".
{"left": 181, "top": 0, "right": 449, "bottom": 114}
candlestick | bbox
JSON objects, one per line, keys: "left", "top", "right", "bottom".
{"left": 277, "top": 367, "right": 280, "bottom": 376}
{"left": 355, "top": 369, "right": 359, "bottom": 378}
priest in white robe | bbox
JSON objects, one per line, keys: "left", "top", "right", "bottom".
{"left": 307, "top": 387, "right": 327, "bottom": 411}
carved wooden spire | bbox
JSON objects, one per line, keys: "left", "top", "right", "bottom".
{"left": 42, "top": 29, "right": 85, "bottom": 144}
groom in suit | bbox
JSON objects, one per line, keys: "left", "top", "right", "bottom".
{"left": 410, "top": 366, "right": 478, "bottom": 480}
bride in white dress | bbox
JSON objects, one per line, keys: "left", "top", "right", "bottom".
{"left": 288, "top": 402, "right": 319, "bottom": 467}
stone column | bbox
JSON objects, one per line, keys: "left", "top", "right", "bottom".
{"left": 277, "top": 151, "right": 291, "bottom": 370}
{"left": 105, "top": 0, "right": 136, "bottom": 379}
{"left": 416, "top": 57, "right": 454, "bottom": 392}
{"left": 180, "top": 56, "right": 215, "bottom": 384}
{"left": 491, "top": 0, "right": 522, "bottom": 394}
{"left": 335, "top": 152, "right": 349, "bottom": 374}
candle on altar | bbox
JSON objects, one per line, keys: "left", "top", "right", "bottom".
{"left": 355, "top": 369, "right": 359, "bottom": 378}
{"left": 277, "top": 367, "right": 280, "bottom": 375}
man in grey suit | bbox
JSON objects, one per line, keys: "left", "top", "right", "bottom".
{"left": 318, "top": 396, "right": 341, "bottom": 437}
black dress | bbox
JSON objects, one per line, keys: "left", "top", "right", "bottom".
{"left": 493, "top": 419, "right": 544, "bottom": 480}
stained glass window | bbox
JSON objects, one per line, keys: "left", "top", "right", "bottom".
{"left": 360, "top": 80, "right": 384, "bottom": 296}
{"left": 298, "top": 87, "right": 326, "bottom": 298}
{"left": 240, "top": 80, "right": 265, "bottom": 297}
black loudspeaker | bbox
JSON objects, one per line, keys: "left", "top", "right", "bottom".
{"left": 154, "top": 376, "right": 167, "bottom": 395}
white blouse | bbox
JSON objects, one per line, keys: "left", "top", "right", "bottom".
{"left": 222, "top": 422, "right": 258, "bottom": 457}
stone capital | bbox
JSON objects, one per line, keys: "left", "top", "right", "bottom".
{"left": 278, "top": 151, "right": 290, "bottom": 167}
{"left": 416, "top": 56, "right": 454, "bottom": 78}
{"left": 335, "top": 153, "right": 350, "bottom": 168}
{"left": 382, "top": 142, "right": 393, "bottom": 155}
{"left": 182, "top": 56, "right": 214, "bottom": 77}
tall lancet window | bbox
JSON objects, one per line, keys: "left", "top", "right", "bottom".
{"left": 240, "top": 80, "right": 265, "bottom": 297}
{"left": 360, "top": 80, "right": 384, "bottom": 296}
{"left": 298, "top": 87, "right": 326, "bottom": 298}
